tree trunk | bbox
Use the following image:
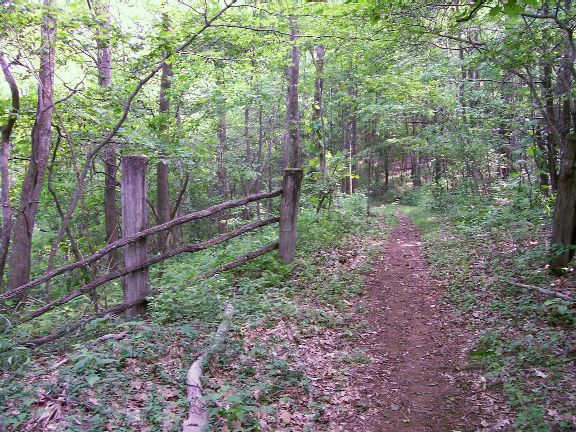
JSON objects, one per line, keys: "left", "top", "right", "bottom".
{"left": 349, "top": 91, "right": 358, "bottom": 193}
{"left": 312, "top": 44, "right": 326, "bottom": 173}
{"left": 8, "top": 0, "right": 55, "bottom": 294}
{"left": 242, "top": 104, "right": 252, "bottom": 219}
{"left": 384, "top": 148, "right": 390, "bottom": 189}
{"left": 412, "top": 154, "right": 422, "bottom": 187}
{"left": 217, "top": 112, "right": 229, "bottom": 233}
{"left": 255, "top": 105, "right": 263, "bottom": 219}
{"left": 93, "top": 0, "right": 120, "bottom": 269}
{"left": 543, "top": 63, "right": 559, "bottom": 192}
{"left": 340, "top": 105, "right": 348, "bottom": 193}
{"left": 534, "top": 128, "right": 550, "bottom": 194}
{"left": 279, "top": 169, "right": 303, "bottom": 263}
{"left": 156, "top": 9, "right": 173, "bottom": 253}
{"left": 283, "top": 24, "right": 301, "bottom": 170}
{"left": 550, "top": 134, "right": 576, "bottom": 273}
{"left": 0, "top": 55, "right": 19, "bottom": 290}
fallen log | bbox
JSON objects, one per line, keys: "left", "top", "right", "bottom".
{"left": 503, "top": 279, "right": 574, "bottom": 303}
{"left": 182, "top": 302, "right": 235, "bottom": 432}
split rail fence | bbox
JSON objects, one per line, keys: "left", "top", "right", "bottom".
{"left": 0, "top": 155, "right": 303, "bottom": 347}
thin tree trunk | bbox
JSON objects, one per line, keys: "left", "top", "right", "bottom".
{"left": 93, "top": 0, "right": 120, "bottom": 269}
{"left": 340, "top": 106, "right": 348, "bottom": 193}
{"left": 312, "top": 45, "right": 326, "bottom": 173}
{"left": 0, "top": 54, "right": 19, "bottom": 290}
{"left": 8, "top": 0, "right": 55, "bottom": 294}
{"left": 156, "top": 6, "right": 173, "bottom": 254}
{"left": 349, "top": 86, "right": 358, "bottom": 193}
{"left": 217, "top": 112, "right": 228, "bottom": 233}
{"left": 242, "top": 104, "right": 252, "bottom": 219}
{"left": 543, "top": 63, "right": 559, "bottom": 191}
{"left": 283, "top": 24, "right": 301, "bottom": 170}
{"left": 255, "top": 105, "right": 263, "bottom": 220}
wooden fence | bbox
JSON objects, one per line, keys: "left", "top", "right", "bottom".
{"left": 0, "top": 155, "right": 303, "bottom": 347}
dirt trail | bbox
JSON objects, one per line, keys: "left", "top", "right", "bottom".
{"left": 343, "top": 214, "right": 477, "bottom": 432}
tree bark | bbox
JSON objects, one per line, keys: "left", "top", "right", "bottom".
{"left": 542, "top": 63, "right": 559, "bottom": 192}
{"left": 182, "top": 303, "right": 235, "bottom": 432}
{"left": 312, "top": 44, "right": 326, "bottom": 173}
{"left": 283, "top": 24, "right": 301, "bottom": 170}
{"left": 93, "top": 0, "right": 120, "bottom": 269}
{"left": 242, "top": 104, "right": 252, "bottom": 219}
{"left": 156, "top": 6, "right": 173, "bottom": 254}
{"left": 279, "top": 169, "right": 303, "bottom": 263}
{"left": 349, "top": 88, "right": 358, "bottom": 193}
{"left": 7, "top": 0, "right": 55, "bottom": 294}
{"left": 0, "top": 54, "right": 19, "bottom": 290}
{"left": 217, "top": 111, "right": 229, "bottom": 233}
{"left": 550, "top": 134, "right": 576, "bottom": 273}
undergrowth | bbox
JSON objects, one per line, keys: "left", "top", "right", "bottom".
{"left": 401, "top": 183, "right": 576, "bottom": 431}
{"left": 0, "top": 192, "right": 386, "bottom": 431}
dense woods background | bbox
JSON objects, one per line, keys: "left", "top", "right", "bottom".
{"left": 1, "top": 0, "right": 575, "bottom": 430}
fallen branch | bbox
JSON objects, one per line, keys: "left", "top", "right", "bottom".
{"left": 182, "top": 302, "right": 235, "bottom": 432}
{"left": 92, "top": 330, "right": 128, "bottom": 344}
{"left": 504, "top": 279, "right": 575, "bottom": 303}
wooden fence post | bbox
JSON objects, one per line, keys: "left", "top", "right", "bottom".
{"left": 279, "top": 168, "right": 303, "bottom": 263}
{"left": 121, "top": 155, "right": 149, "bottom": 317}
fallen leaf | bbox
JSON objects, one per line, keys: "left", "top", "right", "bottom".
{"left": 130, "top": 379, "right": 143, "bottom": 390}
{"left": 278, "top": 409, "right": 291, "bottom": 424}
{"left": 533, "top": 369, "right": 547, "bottom": 379}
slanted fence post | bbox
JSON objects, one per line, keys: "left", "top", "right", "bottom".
{"left": 121, "top": 155, "right": 149, "bottom": 318}
{"left": 279, "top": 168, "right": 303, "bottom": 263}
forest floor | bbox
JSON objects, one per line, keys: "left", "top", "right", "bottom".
{"left": 9, "top": 206, "right": 565, "bottom": 431}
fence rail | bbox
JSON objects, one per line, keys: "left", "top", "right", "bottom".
{"left": 1, "top": 156, "right": 303, "bottom": 347}
{"left": 0, "top": 188, "right": 283, "bottom": 302}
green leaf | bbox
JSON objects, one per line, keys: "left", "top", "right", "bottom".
{"left": 86, "top": 372, "right": 100, "bottom": 387}
{"left": 503, "top": 0, "right": 524, "bottom": 16}
{"left": 369, "top": 12, "right": 380, "bottom": 24}
{"left": 488, "top": 6, "right": 502, "bottom": 16}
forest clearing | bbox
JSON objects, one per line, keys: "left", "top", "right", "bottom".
{"left": 1, "top": 0, "right": 576, "bottom": 431}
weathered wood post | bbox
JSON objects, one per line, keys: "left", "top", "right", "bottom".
{"left": 121, "top": 155, "right": 149, "bottom": 317}
{"left": 279, "top": 168, "right": 303, "bottom": 263}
